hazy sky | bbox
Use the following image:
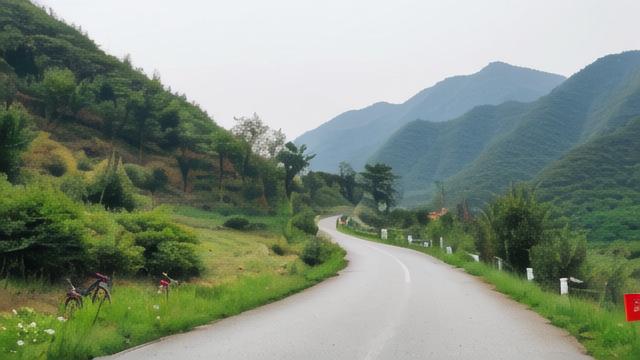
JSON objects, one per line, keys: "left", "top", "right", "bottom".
{"left": 35, "top": 0, "right": 640, "bottom": 139}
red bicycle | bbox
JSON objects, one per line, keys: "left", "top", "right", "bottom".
{"left": 159, "top": 272, "right": 178, "bottom": 300}
{"left": 64, "top": 273, "right": 112, "bottom": 315}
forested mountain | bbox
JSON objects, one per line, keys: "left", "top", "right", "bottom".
{"left": 295, "top": 62, "right": 565, "bottom": 172}
{"left": 442, "top": 51, "right": 640, "bottom": 206}
{"left": 0, "top": 0, "right": 287, "bottom": 208}
{"left": 376, "top": 51, "right": 640, "bottom": 242}
{"left": 535, "top": 116, "right": 640, "bottom": 242}
{"left": 370, "top": 101, "right": 530, "bottom": 204}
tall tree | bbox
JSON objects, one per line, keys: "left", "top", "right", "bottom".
{"left": 338, "top": 161, "right": 357, "bottom": 203}
{"left": 212, "top": 131, "right": 242, "bottom": 201}
{"left": 479, "top": 184, "right": 549, "bottom": 272}
{"left": 360, "top": 163, "right": 398, "bottom": 213}
{"left": 0, "top": 104, "right": 33, "bottom": 182}
{"left": 41, "top": 68, "right": 76, "bottom": 125}
{"left": 276, "top": 142, "right": 315, "bottom": 199}
{"left": 232, "top": 113, "right": 268, "bottom": 180}
{"left": 0, "top": 72, "right": 17, "bottom": 109}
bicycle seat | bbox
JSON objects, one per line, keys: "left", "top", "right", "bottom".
{"left": 95, "top": 272, "right": 109, "bottom": 282}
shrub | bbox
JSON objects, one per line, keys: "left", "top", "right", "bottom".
{"left": 77, "top": 155, "right": 94, "bottom": 171}
{"left": 301, "top": 238, "right": 333, "bottom": 266}
{"left": 292, "top": 210, "right": 318, "bottom": 235}
{"left": 224, "top": 216, "right": 250, "bottom": 230}
{"left": 44, "top": 154, "right": 67, "bottom": 176}
{"left": 87, "top": 157, "right": 136, "bottom": 211}
{"left": 271, "top": 243, "right": 285, "bottom": 255}
{"left": 124, "top": 163, "right": 149, "bottom": 189}
{"left": 0, "top": 177, "right": 88, "bottom": 279}
{"left": 148, "top": 241, "right": 202, "bottom": 278}
{"left": 60, "top": 174, "right": 87, "bottom": 202}
{"left": 0, "top": 104, "right": 34, "bottom": 181}
{"left": 530, "top": 227, "right": 587, "bottom": 285}
{"left": 116, "top": 210, "right": 200, "bottom": 278}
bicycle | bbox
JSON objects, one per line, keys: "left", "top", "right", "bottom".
{"left": 158, "top": 272, "right": 179, "bottom": 301}
{"left": 64, "top": 272, "right": 112, "bottom": 315}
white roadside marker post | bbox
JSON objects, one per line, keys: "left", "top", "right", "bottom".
{"left": 439, "top": 237, "right": 443, "bottom": 249}
{"left": 560, "top": 278, "right": 569, "bottom": 295}
{"left": 526, "top": 268, "right": 534, "bottom": 281}
{"left": 381, "top": 229, "right": 387, "bottom": 240}
{"left": 407, "top": 235, "right": 413, "bottom": 244}
{"left": 497, "top": 258, "right": 503, "bottom": 271}
{"left": 446, "top": 246, "right": 452, "bottom": 254}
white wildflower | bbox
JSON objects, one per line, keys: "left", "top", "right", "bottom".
{"left": 17, "top": 323, "right": 23, "bottom": 329}
{"left": 16, "top": 340, "right": 24, "bottom": 346}
{"left": 56, "top": 316, "right": 67, "bottom": 322}
{"left": 32, "top": 338, "right": 37, "bottom": 343}
{"left": 28, "top": 322, "right": 37, "bottom": 328}
{"left": 44, "top": 329, "right": 55, "bottom": 335}
{"left": 156, "top": 316, "right": 160, "bottom": 320}
{"left": 1, "top": 326, "right": 6, "bottom": 331}
{"left": 12, "top": 309, "right": 17, "bottom": 315}
{"left": 153, "top": 304, "right": 160, "bottom": 310}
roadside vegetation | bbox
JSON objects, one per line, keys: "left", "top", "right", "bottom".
{"left": 0, "top": 2, "right": 355, "bottom": 358}
{"left": 338, "top": 162, "right": 640, "bottom": 359}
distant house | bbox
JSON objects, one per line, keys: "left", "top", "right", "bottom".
{"left": 428, "top": 208, "right": 448, "bottom": 221}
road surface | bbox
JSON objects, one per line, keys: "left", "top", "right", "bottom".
{"left": 105, "top": 216, "right": 591, "bottom": 360}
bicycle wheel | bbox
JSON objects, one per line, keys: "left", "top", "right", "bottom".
{"left": 92, "top": 285, "right": 111, "bottom": 304}
{"left": 64, "top": 296, "right": 83, "bottom": 316}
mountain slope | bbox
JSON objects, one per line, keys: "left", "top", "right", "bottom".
{"left": 441, "top": 51, "right": 640, "bottom": 207}
{"left": 295, "top": 63, "right": 565, "bottom": 172}
{"left": 371, "top": 101, "right": 531, "bottom": 205}
{"left": 535, "top": 116, "right": 640, "bottom": 242}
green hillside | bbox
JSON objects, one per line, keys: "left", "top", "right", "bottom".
{"left": 0, "top": 0, "right": 288, "bottom": 209}
{"left": 442, "top": 51, "right": 640, "bottom": 208}
{"left": 295, "top": 62, "right": 565, "bottom": 172}
{"left": 535, "top": 117, "right": 640, "bottom": 242}
{"left": 371, "top": 101, "right": 530, "bottom": 205}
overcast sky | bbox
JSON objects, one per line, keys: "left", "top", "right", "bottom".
{"left": 35, "top": 0, "right": 640, "bottom": 139}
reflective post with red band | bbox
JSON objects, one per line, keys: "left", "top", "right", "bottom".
{"left": 623, "top": 294, "right": 640, "bottom": 322}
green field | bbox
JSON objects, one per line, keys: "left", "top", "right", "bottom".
{"left": 0, "top": 208, "right": 346, "bottom": 359}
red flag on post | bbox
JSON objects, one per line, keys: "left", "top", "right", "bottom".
{"left": 624, "top": 294, "right": 640, "bottom": 322}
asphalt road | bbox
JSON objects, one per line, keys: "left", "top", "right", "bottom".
{"left": 105, "top": 216, "right": 591, "bottom": 360}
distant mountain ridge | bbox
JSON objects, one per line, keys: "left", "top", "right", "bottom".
{"left": 295, "top": 62, "right": 566, "bottom": 172}
{"left": 373, "top": 51, "right": 640, "bottom": 239}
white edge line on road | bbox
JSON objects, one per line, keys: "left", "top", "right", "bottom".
{"left": 362, "top": 243, "right": 411, "bottom": 284}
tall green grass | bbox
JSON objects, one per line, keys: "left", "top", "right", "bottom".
{"left": 338, "top": 224, "right": 640, "bottom": 359}
{"left": 0, "top": 247, "right": 346, "bottom": 360}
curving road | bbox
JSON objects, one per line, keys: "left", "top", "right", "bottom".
{"left": 105, "top": 216, "right": 591, "bottom": 360}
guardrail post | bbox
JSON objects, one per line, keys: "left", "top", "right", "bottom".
{"left": 439, "top": 237, "right": 443, "bottom": 248}
{"left": 560, "top": 278, "right": 569, "bottom": 295}
{"left": 526, "top": 268, "right": 534, "bottom": 281}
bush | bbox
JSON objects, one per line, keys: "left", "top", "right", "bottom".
{"left": 124, "top": 163, "right": 149, "bottom": 189}
{"left": 117, "top": 210, "right": 200, "bottom": 277}
{"left": 224, "top": 216, "right": 250, "bottom": 230}
{"left": 530, "top": 227, "right": 587, "bottom": 285}
{"left": 301, "top": 238, "right": 333, "bottom": 266}
{"left": 0, "top": 177, "right": 88, "bottom": 279}
{"left": 292, "top": 210, "right": 318, "bottom": 235}
{"left": 271, "top": 243, "right": 285, "bottom": 256}
{"left": 148, "top": 241, "right": 202, "bottom": 278}
{"left": 77, "top": 155, "right": 94, "bottom": 171}
{"left": 60, "top": 174, "right": 87, "bottom": 202}
{"left": 87, "top": 157, "right": 136, "bottom": 211}
{"left": 44, "top": 154, "right": 67, "bottom": 177}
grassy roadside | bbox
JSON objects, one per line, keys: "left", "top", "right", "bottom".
{"left": 0, "top": 208, "right": 347, "bottom": 360}
{"left": 337, "top": 224, "right": 640, "bottom": 360}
